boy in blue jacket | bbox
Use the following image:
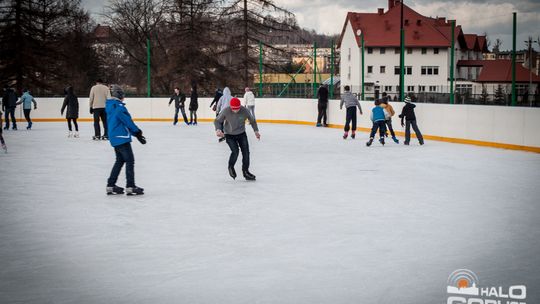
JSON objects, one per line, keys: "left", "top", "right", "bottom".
{"left": 105, "top": 85, "right": 146, "bottom": 195}
{"left": 366, "top": 103, "right": 389, "bottom": 146}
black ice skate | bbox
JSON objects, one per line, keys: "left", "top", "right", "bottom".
{"left": 106, "top": 185, "right": 125, "bottom": 195}
{"left": 351, "top": 132, "right": 356, "bottom": 139}
{"left": 126, "top": 186, "right": 144, "bottom": 196}
{"left": 92, "top": 136, "right": 100, "bottom": 141}
{"left": 101, "top": 135, "right": 109, "bottom": 140}
{"left": 243, "top": 170, "right": 256, "bottom": 181}
{"left": 379, "top": 138, "right": 385, "bottom": 146}
{"left": 228, "top": 167, "right": 237, "bottom": 179}
{"left": 366, "top": 138, "right": 373, "bottom": 147}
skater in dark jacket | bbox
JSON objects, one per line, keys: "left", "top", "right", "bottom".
{"left": 2, "top": 86, "right": 18, "bottom": 130}
{"left": 340, "top": 85, "right": 363, "bottom": 139}
{"left": 366, "top": 103, "right": 389, "bottom": 146}
{"left": 399, "top": 96, "right": 424, "bottom": 145}
{"left": 210, "top": 88, "right": 223, "bottom": 115}
{"left": 214, "top": 97, "right": 260, "bottom": 181}
{"left": 169, "top": 87, "right": 188, "bottom": 125}
{"left": 61, "top": 86, "right": 80, "bottom": 138}
{"left": 316, "top": 84, "right": 329, "bottom": 127}
{"left": 105, "top": 85, "right": 146, "bottom": 196}
{"left": 189, "top": 85, "right": 198, "bottom": 125}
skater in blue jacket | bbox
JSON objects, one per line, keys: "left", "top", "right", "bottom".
{"left": 366, "top": 103, "right": 389, "bottom": 146}
{"left": 105, "top": 85, "right": 146, "bottom": 196}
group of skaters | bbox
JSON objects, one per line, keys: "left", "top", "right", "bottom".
{"left": 334, "top": 85, "right": 424, "bottom": 146}
{"left": 168, "top": 85, "right": 199, "bottom": 125}
{"left": 1, "top": 86, "right": 39, "bottom": 153}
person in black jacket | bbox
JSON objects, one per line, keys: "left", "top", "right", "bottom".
{"left": 169, "top": 87, "right": 188, "bottom": 125}
{"left": 61, "top": 86, "right": 80, "bottom": 138}
{"left": 189, "top": 85, "right": 198, "bottom": 125}
{"left": 316, "top": 84, "right": 329, "bottom": 127}
{"left": 209, "top": 88, "right": 223, "bottom": 116}
{"left": 2, "top": 86, "right": 18, "bottom": 130}
{"left": 399, "top": 96, "right": 424, "bottom": 145}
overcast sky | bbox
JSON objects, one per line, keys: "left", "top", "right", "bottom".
{"left": 82, "top": 0, "right": 539, "bottom": 51}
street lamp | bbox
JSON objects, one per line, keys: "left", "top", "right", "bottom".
{"left": 525, "top": 37, "right": 538, "bottom": 107}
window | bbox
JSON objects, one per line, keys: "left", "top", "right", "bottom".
{"left": 384, "top": 86, "right": 393, "bottom": 92}
{"left": 380, "top": 66, "right": 386, "bottom": 74}
{"left": 380, "top": 47, "right": 386, "bottom": 54}
{"left": 407, "top": 48, "right": 413, "bottom": 54}
{"left": 418, "top": 86, "right": 426, "bottom": 92}
{"left": 395, "top": 48, "right": 400, "bottom": 54}
{"left": 421, "top": 66, "right": 440, "bottom": 75}
{"left": 367, "top": 47, "right": 373, "bottom": 54}
{"left": 456, "top": 84, "right": 473, "bottom": 95}
{"left": 421, "top": 48, "right": 427, "bottom": 54}
{"left": 429, "top": 86, "right": 437, "bottom": 92}
{"left": 407, "top": 86, "right": 415, "bottom": 92}
{"left": 434, "top": 48, "right": 439, "bottom": 54}
{"left": 394, "top": 66, "right": 412, "bottom": 75}
{"left": 348, "top": 48, "right": 351, "bottom": 61}
{"left": 367, "top": 66, "right": 373, "bottom": 73}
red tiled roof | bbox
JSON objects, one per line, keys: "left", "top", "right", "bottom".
{"left": 458, "top": 60, "right": 540, "bottom": 83}
{"left": 338, "top": 2, "right": 486, "bottom": 52}
{"left": 477, "top": 36, "right": 489, "bottom": 53}
{"left": 464, "top": 34, "right": 480, "bottom": 51}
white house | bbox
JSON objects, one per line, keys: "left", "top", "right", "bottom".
{"left": 337, "top": 0, "right": 539, "bottom": 102}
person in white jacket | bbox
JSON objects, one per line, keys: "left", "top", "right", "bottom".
{"left": 243, "top": 87, "right": 256, "bottom": 119}
{"left": 216, "top": 87, "right": 232, "bottom": 115}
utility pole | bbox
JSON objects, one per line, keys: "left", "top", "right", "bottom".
{"left": 399, "top": 0, "right": 405, "bottom": 101}
{"left": 511, "top": 12, "right": 517, "bottom": 106}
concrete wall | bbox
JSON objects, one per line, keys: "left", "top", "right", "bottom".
{"left": 11, "top": 97, "right": 540, "bottom": 150}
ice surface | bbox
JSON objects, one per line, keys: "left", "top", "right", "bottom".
{"left": 1, "top": 122, "right": 539, "bottom": 303}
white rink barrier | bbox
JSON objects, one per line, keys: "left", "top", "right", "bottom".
{"left": 8, "top": 97, "right": 540, "bottom": 152}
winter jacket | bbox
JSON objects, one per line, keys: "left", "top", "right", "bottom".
{"left": 89, "top": 83, "right": 111, "bottom": 109}
{"left": 243, "top": 91, "right": 255, "bottom": 106}
{"left": 189, "top": 90, "right": 198, "bottom": 111}
{"left": 399, "top": 103, "right": 417, "bottom": 122}
{"left": 370, "top": 106, "right": 389, "bottom": 122}
{"left": 169, "top": 92, "right": 186, "bottom": 108}
{"left": 217, "top": 87, "right": 232, "bottom": 113}
{"left": 61, "top": 93, "right": 79, "bottom": 119}
{"left": 105, "top": 98, "right": 140, "bottom": 147}
{"left": 2, "top": 89, "right": 18, "bottom": 110}
{"left": 385, "top": 103, "right": 395, "bottom": 118}
{"left": 214, "top": 106, "right": 258, "bottom": 135}
{"left": 317, "top": 86, "right": 329, "bottom": 104}
{"left": 18, "top": 92, "right": 37, "bottom": 110}
{"left": 210, "top": 89, "right": 223, "bottom": 108}
{"left": 340, "top": 91, "right": 362, "bottom": 112}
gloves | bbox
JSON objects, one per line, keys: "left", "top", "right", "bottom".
{"left": 134, "top": 130, "right": 146, "bottom": 144}
{"left": 90, "top": 108, "right": 94, "bottom": 114}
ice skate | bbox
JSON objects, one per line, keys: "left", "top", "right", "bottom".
{"left": 243, "top": 170, "right": 256, "bottom": 181}
{"left": 74, "top": 131, "right": 79, "bottom": 138}
{"left": 316, "top": 123, "right": 322, "bottom": 127}
{"left": 343, "top": 132, "right": 348, "bottom": 139}
{"left": 351, "top": 132, "right": 356, "bottom": 139}
{"left": 68, "top": 131, "right": 73, "bottom": 138}
{"left": 366, "top": 138, "right": 373, "bottom": 147}
{"left": 392, "top": 136, "right": 399, "bottom": 144}
{"left": 1, "top": 143, "right": 6, "bottom": 153}
{"left": 126, "top": 186, "right": 144, "bottom": 196}
{"left": 12, "top": 126, "right": 17, "bottom": 130}
{"left": 419, "top": 139, "right": 424, "bottom": 145}
{"left": 101, "top": 135, "right": 109, "bottom": 140}
{"left": 228, "top": 167, "right": 237, "bottom": 179}
{"left": 379, "top": 138, "right": 385, "bottom": 146}
{"left": 92, "top": 136, "right": 100, "bottom": 141}
{"left": 106, "top": 185, "right": 125, "bottom": 195}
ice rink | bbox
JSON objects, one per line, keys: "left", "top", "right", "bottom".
{"left": 1, "top": 122, "right": 539, "bottom": 303}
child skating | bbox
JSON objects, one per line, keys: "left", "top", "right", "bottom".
{"left": 340, "top": 85, "right": 363, "bottom": 139}
{"left": 380, "top": 93, "right": 399, "bottom": 144}
{"left": 105, "top": 85, "right": 146, "bottom": 195}
{"left": 61, "top": 86, "right": 80, "bottom": 138}
{"left": 399, "top": 96, "right": 424, "bottom": 145}
{"left": 366, "top": 102, "right": 389, "bottom": 146}
{"left": 214, "top": 97, "right": 260, "bottom": 181}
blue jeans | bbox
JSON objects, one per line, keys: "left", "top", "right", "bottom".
{"left": 107, "top": 142, "right": 135, "bottom": 187}
{"left": 174, "top": 107, "right": 188, "bottom": 124}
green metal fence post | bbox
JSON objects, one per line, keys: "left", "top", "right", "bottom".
{"left": 511, "top": 12, "right": 517, "bottom": 106}
{"left": 450, "top": 20, "right": 455, "bottom": 104}
{"left": 330, "top": 40, "right": 335, "bottom": 99}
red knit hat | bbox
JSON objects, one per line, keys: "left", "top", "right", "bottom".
{"left": 230, "top": 97, "right": 241, "bottom": 110}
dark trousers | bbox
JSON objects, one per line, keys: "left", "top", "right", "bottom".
{"left": 369, "top": 121, "right": 387, "bottom": 139}
{"left": 385, "top": 119, "right": 396, "bottom": 138}
{"left": 4, "top": 107, "right": 16, "bottom": 128}
{"left": 344, "top": 107, "right": 357, "bottom": 132}
{"left": 107, "top": 142, "right": 135, "bottom": 188}
{"left": 67, "top": 118, "right": 78, "bottom": 131}
{"left": 0, "top": 116, "right": 4, "bottom": 145}
{"left": 23, "top": 109, "right": 31, "bottom": 125}
{"left": 317, "top": 103, "right": 327, "bottom": 125}
{"left": 190, "top": 111, "right": 197, "bottom": 124}
{"left": 174, "top": 107, "right": 188, "bottom": 124}
{"left": 93, "top": 108, "right": 108, "bottom": 137}
{"left": 404, "top": 120, "right": 424, "bottom": 144}
{"left": 225, "top": 132, "right": 250, "bottom": 171}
